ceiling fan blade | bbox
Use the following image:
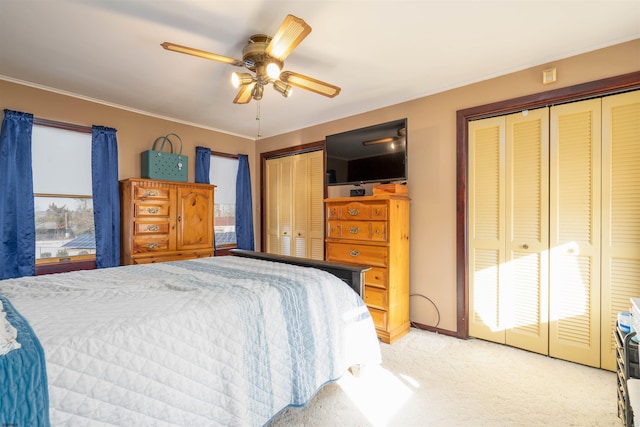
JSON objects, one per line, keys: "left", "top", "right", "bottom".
{"left": 280, "top": 71, "right": 341, "bottom": 98}
{"left": 233, "top": 83, "right": 256, "bottom": 104}
{"left": 161, "top": 42, "right": 244, "bottom": 67}
{"left": 265, "top": 15, "right": 312, "bottom": 62}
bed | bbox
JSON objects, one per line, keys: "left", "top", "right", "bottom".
{"left": 0, "top": 251, "right": 381, "bottom": 426}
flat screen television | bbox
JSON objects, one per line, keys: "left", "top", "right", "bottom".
{"left": 325, "top": 118, "right": 407, "bottom": 186}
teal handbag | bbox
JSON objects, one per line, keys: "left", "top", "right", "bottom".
{"left": 141, "top": 133, "right": 188, "bottom": 182}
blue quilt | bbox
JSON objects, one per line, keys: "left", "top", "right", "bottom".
{"left": 0, "top": 295, "right": 50, "bottom": 427}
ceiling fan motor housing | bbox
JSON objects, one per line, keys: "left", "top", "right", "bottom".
{"left": 243, "top": 34, "right": 283, "bottom": 78}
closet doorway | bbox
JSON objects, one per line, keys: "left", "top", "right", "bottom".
{"left": 260, "top": 141, "right": 325, "bottom": 260}
{"left": 457, "top": 72, "right": 640, "bottom": 370}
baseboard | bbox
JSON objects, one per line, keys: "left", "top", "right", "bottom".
{"left": 410, "top": 321, "right": 461, "bottom": 338}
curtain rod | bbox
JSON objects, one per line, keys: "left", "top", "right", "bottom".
{"left": 33, "top": 117, "right": 92, "bottom": 134}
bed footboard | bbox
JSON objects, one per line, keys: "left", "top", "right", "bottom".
{"left": 229, "top": 249, "right": 368, "bottom": 297}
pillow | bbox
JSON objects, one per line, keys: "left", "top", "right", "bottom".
{"left": 0, "top": 300, "right": 21, "bottom": 356}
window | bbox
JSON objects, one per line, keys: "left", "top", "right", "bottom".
{"left": 209, "top": 153, "right": 238, "bottom": 250}
{"left": 32, "top": 124, "right": 95, "bottom": 264}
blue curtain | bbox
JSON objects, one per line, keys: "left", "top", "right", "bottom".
{"left": 0, "top": 110, "right": 35, "bottom": 279}
{"left": 195, "top": 146, "right": 216, "bottom": 254}
{"left": 91, "top": 126, "right": 120, "bottom": 268}
{"left": 235, "top": 154, "right": 254, "bottom": 250}
{"left": 195, "top": 146, "right": 211, "bottom": 184}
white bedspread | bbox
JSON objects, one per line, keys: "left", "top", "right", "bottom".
{"left": 0, "top": 256, "right": 380, "bottom": 426}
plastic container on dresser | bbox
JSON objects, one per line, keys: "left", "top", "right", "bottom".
{"left": 616, "top": 321, "right": 639, "bottom": 427}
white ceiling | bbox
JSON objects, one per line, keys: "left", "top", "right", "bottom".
{"left": 1, "top": 1, "right": 638, "bottom": 140}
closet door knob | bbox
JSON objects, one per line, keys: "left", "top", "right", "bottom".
{"left": 522, "top": 244, "right": 529, "bottom": 249}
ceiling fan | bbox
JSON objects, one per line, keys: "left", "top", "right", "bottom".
{"left": 161, "top": 14, "right": 341, "bottom": 104}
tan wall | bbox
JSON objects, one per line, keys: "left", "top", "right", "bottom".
{"left": 2, "top": 40, "right": 638, "bottom": 333}
{"left": 256, "top": 39, "right": 640, "bottom": 333}
{"left": 0, "top": 79, "right": 257, "bottom": 237}
{"left": 0, "top": 80, "right": 255, "bottom": 179}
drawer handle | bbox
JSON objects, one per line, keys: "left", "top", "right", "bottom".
{"left": 144, "top": 207, "right": 160, "bottom": 214}
{"left": 375, "top": 229, "right": 380, "bottom": 234}
{"left": 375, "top": 209, "right": 380, "bottom": 215}
{"left": 349, "top": 226, "right": 359, "bottom": 234}
{"left": 348, "top": 208, "right": 359, "bottom": 216}
{"left": 349, "top": 249, "right": 360, "bottom": 257}
{"left": 143, "top": 190, "right": 159, "bottom": 197}
{"left": 147, "top": 242, "right": 159, "bottom": 249}
{"left": 146, "top": 225, "right": 160, "bottom": 232}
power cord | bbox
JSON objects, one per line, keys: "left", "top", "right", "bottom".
{"left": 409, "top": 293, "right": 440, "bottom": 331}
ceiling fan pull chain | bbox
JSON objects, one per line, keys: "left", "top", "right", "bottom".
{"left": 256, "top": 100, "right": 262, "bottom": 139}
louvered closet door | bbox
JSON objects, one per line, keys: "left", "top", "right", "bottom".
{"left": 291, "top": 151, "right": 324, "bottom": 259}
{"left": 504, "top": 109, "right": 549, "bottom": 355}
{"left": 265, "top": 156, "right": 293, "bottom": 255}
{"left": 468, "top": 117, "right": 506, "bottom": 343}
{"left": 265, "top": 158, "right": 280, "bottom": 254}
{"left": 278, "top": 156, "right": 293, "bottom": 255}
{"left": 601, "top": 90, "right": 640, "bottom": 371}
{"left": 469, "top": 109, "right": 549, "bottom": 355}
{"left": 307, "top": 150, "right": 325, "bottom": 260}
{"left": 266, "top": 151, "right": 324, "bottom": 260}
{"left": 549, "top": 99, "right": 602, "bottom": 367}
{"left": 293, "top": 154, "right": 309, "bottom": 257}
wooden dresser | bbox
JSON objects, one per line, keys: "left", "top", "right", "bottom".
{"left": 325, "top": 190, "right": 410, "bottom": 343}
{"left": 120, "top": 178, "right": 215, "bottom": 265}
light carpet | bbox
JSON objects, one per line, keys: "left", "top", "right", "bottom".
{"left": 269, "top": 328, "right": 618, "bottom": 427}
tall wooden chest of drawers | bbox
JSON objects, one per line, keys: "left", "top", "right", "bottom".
{"left": 325, "top": 193, "right": 410, "bottom": 343}
{"left": 120, "top": 178, "right": 215, "bottom": 265}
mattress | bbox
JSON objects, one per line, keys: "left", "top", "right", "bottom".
{"left": 0, "top": 256, "right": 381, "bottom": 426}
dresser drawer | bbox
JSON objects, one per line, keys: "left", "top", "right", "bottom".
{"left": 327, "top": 221, "right": 387, "bottom": 241}
{"left": 364, "top": 285, "right": 388, "bottom": 310}
{"left": 369, "top": 204, "right": 387, "bottom": 220}
{"left": 326, "top": 221, "right": 342, "bottom": 239}
{"left": 339, "top": 221, "right": 369, "bottom": 239}
{"left": 326, "top": 201, "right": 388, "bottom": 221}
{"left": 134, "top": 185, "right": 171, "bottom": 200}
{"left": 368, "top": 307, "right": 388, "bottom": 331}
{"left": 134, "top": 221, "right": 170, "bottom": 235}
{"left": 133, "top": 237, "right": 171, "bottom": 253}
{"left": 326, "top": 242, "right": 388, "bottom": 267}
{"left": 370, "top": 222, "right": 387, "bottom": 241}
{"left": 132, "top": 249, "right": 213, "bottom": 264}
{"left": 326, "top": 204, "right": 342, "bottom": 220}
{"left": 340, "top": 202, "right": 372, "bottom": 220}
{"left": 365, "top": 267, "right": 388, "bottom": 289}
{"left": 134, "top": 202, "right": 171, "bottom": 217}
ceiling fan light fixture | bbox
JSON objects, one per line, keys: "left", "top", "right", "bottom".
{"left": 231, "top": 72, "right": 254, "bottom": 88}
{"left": 252, "top": 83, "right": 264, "bottom": 100}
{"left": 266, "top": 62, "right": 281, "bottom": 80}
{"left": 273, "top": 80, "right": 293, "bottom": 97}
